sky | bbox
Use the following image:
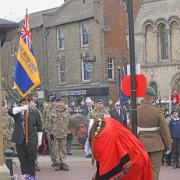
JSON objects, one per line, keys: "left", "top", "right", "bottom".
{"left": 0, "top": 0, "right": 64, "bottom": 22}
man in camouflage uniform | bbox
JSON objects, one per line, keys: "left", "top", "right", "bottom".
{"left": 43, "top": 99, "right": 56, "bottom": 166}
{"left": 49, "top": 97, "right": 69, "bottom": 171}
{"left": 88, "top": 99, "right": 107, "bottom": 120}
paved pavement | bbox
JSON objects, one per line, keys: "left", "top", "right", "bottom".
{"left": 13, "top": 149, "right": 180, "bottom": 180}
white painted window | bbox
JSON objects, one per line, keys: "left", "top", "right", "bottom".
{"left": 80, "top": 22, "right": 89, "bottom": 47}
{"left": 82, "top": 58, "right": 91, "bottom": 81}
{"left": 57, "top": 26, "right": 64, "bottom": 50}
{"left": 58, "top": 61, "right": 65, "bottom": 83}
{"left": 108, "top": 58, "right": 114, "bottom": 80}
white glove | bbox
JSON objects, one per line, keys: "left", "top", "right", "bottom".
{"left": 165, "top": 150, "right": 171, "bottom": 155}
{"left": 38, "top": 132, "right": 43, "bottom": 146}
{"left": 12, "top": 105, "right": 29, "bottom": 115}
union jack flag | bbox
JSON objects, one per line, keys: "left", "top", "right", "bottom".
{"left": 20, "top": 15, "right": 34, "bottom": 55}
{"left": 14, "top": 12, "right": 41, "bottom": 98}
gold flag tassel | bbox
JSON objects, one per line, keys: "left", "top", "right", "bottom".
{"left": 25, "top": 98, "right": 29, "bottom": 144}
{"left": 25, "top": 111, "right": 29, "bottom": 144}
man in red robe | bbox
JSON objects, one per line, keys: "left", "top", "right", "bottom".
{"left": 69, "top": 114, "right": 153, "bottom": 180}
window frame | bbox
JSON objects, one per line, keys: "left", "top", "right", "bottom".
{"left": 81, "top": 58, "right": 91, "bottom": 82}
{"left": 80, "top": 22, "right": 89, "bottom": 47}
{"left": 107, "top": 58, "right": 114, "bottom": 80}
{"left": 57, "top": 26, "right": 64, "bottom": 50}
{"left": 57, "top": 60, "right": 65, "bottom": 83}
{"left": 158, "top": 23, "right": 169, "bottom": 60}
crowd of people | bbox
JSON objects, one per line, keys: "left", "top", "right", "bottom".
{"left": 2, "top": 86, "right": 180, "bottom": 180}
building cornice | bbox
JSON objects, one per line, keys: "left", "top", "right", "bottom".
{"left": 141, "top": 61, "right": 180, "bottom": 68}
{"left": 142, "top": 0, "right": 164, "bottom": 4}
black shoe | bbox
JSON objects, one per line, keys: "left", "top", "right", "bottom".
{"left": 55, "top": 165, "right": 61, "bottom": 171}
{"left": 173, "top": 165, "right": 178, "bottom": 169}
{"left": 35, "top": 165, "right": 41, "bottom": 171}
{"left": 67, "top": 152, "right": 72, "bottom": 155}
{"left": 52, "top": 163, "right": 58, "bottom": 167}
{"left": 86, "top": 154, "right": 92, "bottom": 158}
{"left": 60, "top": 163, "right": 69, "bottom": 171}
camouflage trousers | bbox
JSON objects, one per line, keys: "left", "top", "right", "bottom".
{"left": 53, "top": 138, "right": 67, "bottom": 164}
{"left": 3, "top": 135, "right": 12, "bottom": 151}
{"left": 47, "top": 134, "right": 56, "bottom": 164}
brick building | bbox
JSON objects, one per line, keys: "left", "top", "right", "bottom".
{"left": 134, "top": 0, "right": 180, "bottom": 101}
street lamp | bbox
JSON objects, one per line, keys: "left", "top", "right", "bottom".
{"left": 0, "top": 18, "right": 18, "bottom": 178}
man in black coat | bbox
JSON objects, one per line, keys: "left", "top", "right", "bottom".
{"left": 8, "top": 98, "right": 42, "bottom": 180}
{"left": 109, "top": 101, "right": 128, "bottom": 127}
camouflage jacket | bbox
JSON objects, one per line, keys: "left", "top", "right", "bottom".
{"left": 87, "top": 107, "right": 107, "bottom": 120}
{"left": 50, "top": 103, "right": 69, "bottom": 138}
{"left": 2, "top": 107, "right": 13, "bottom": 150}
{"left": 43, "top": 103, "right": 53, "bottom": 133}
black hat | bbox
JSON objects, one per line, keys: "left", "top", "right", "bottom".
{"left": 171, "top": 110, "right": 177, "bottom": 115}
{"left": 56, "top": 96, "right": 63, "bottom": 102}
{"left": 19, "top": 97, "right": 29, "bottom": 103}
{"left": 165, "top": 114, "right": 170, "bottom": 118}
{"left": 50, "top": 96, "right": 57, "bottom": 102}
{"left": 95, "top": 98, "right": 103, "bottom": 103}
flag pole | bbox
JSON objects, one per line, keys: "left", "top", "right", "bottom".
{"left": 127, "top": 0, "right": 137, "bottom": 136}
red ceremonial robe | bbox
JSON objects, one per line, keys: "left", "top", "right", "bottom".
{"left": 92, "top": 116, "right": 153, "bottom": 180}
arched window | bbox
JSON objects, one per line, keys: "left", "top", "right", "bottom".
{"left": 145, "top": 24, "right": 157, "bottom": 62}
{"left": 158, "top": 23, "right": 169, "bottom": 60}
{"left": 170, "top": 21, "right": 180, "bottom": 61}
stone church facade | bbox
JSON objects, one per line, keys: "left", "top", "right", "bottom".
{"left": 134, "top": 0, "right": 180, "bottom": 100}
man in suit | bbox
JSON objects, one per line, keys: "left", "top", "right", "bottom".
{"left": 81, "top": 97, "right": 94, "bottom": 158}
{"left": 81, "top": 97, "right": 94, "bottom": 117}
{"left": 137, "top": 86, "right": 172, "bottom": 180}
{"left": 109, "top": 101, "right": 127, "bottom": 127}
{"left": 8, "top": 98, "right": 43, "bottom": 180}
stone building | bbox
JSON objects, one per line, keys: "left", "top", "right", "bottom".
{"left": 42, "top": 0, "right": 129, "bottom": 107}
{"left": 2, "top": 0, "right": 130, "bottom": 107}
{"left": 134, "top": 0, "right": 180, "bottom": 101}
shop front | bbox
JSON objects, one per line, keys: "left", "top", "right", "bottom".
{"left": 55, "top": 86, "right": 109, "bottom": 113}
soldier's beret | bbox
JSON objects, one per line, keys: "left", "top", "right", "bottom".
{"left": 56, "top": 96, "right": 63, "bottom": 102}
{"left": 19, "top": 97, "right": 30, "bottom": 103}
{"left": 51, "top": 96, "right": 57, "bottom": 102}
{"left": 95, "top": 98, "right": 103, "bottom": 103}
{"left": 146, "top": 86, "right": 156, "bottom": 96}
{"left": 171, "top": 110, "right": 177, "bottom": 115}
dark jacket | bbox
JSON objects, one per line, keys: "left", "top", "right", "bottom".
{"left": 169, "top": 118, "right": 180, "bottom": 138}
{"left": 81, "top": 105, "right": 93, "bottom": 117}
{"left": 109, "top": 108, "right": 127, "bottom": 127}
{"left": 8, "top": 107, "right": 42, "bottom": 145}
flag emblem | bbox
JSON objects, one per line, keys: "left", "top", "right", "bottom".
{"left": 14, "top": 14, "right": 41, "bottom": 97}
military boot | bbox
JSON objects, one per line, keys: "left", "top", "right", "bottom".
{"left": 60, "top": 162, "right": 69, "bottom": 171}
{"left": 55, "top": 164, "right": 61, "bottom": 171}
{"left": 35, "top": 164, "right": 41, "bottom": 171}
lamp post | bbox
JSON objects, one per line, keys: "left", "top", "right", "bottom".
{"left": 126, "top": 0, "right": 137, "bottom": 136}
{"left": 0, "top": 18, "right": 18, "bottom": 179}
